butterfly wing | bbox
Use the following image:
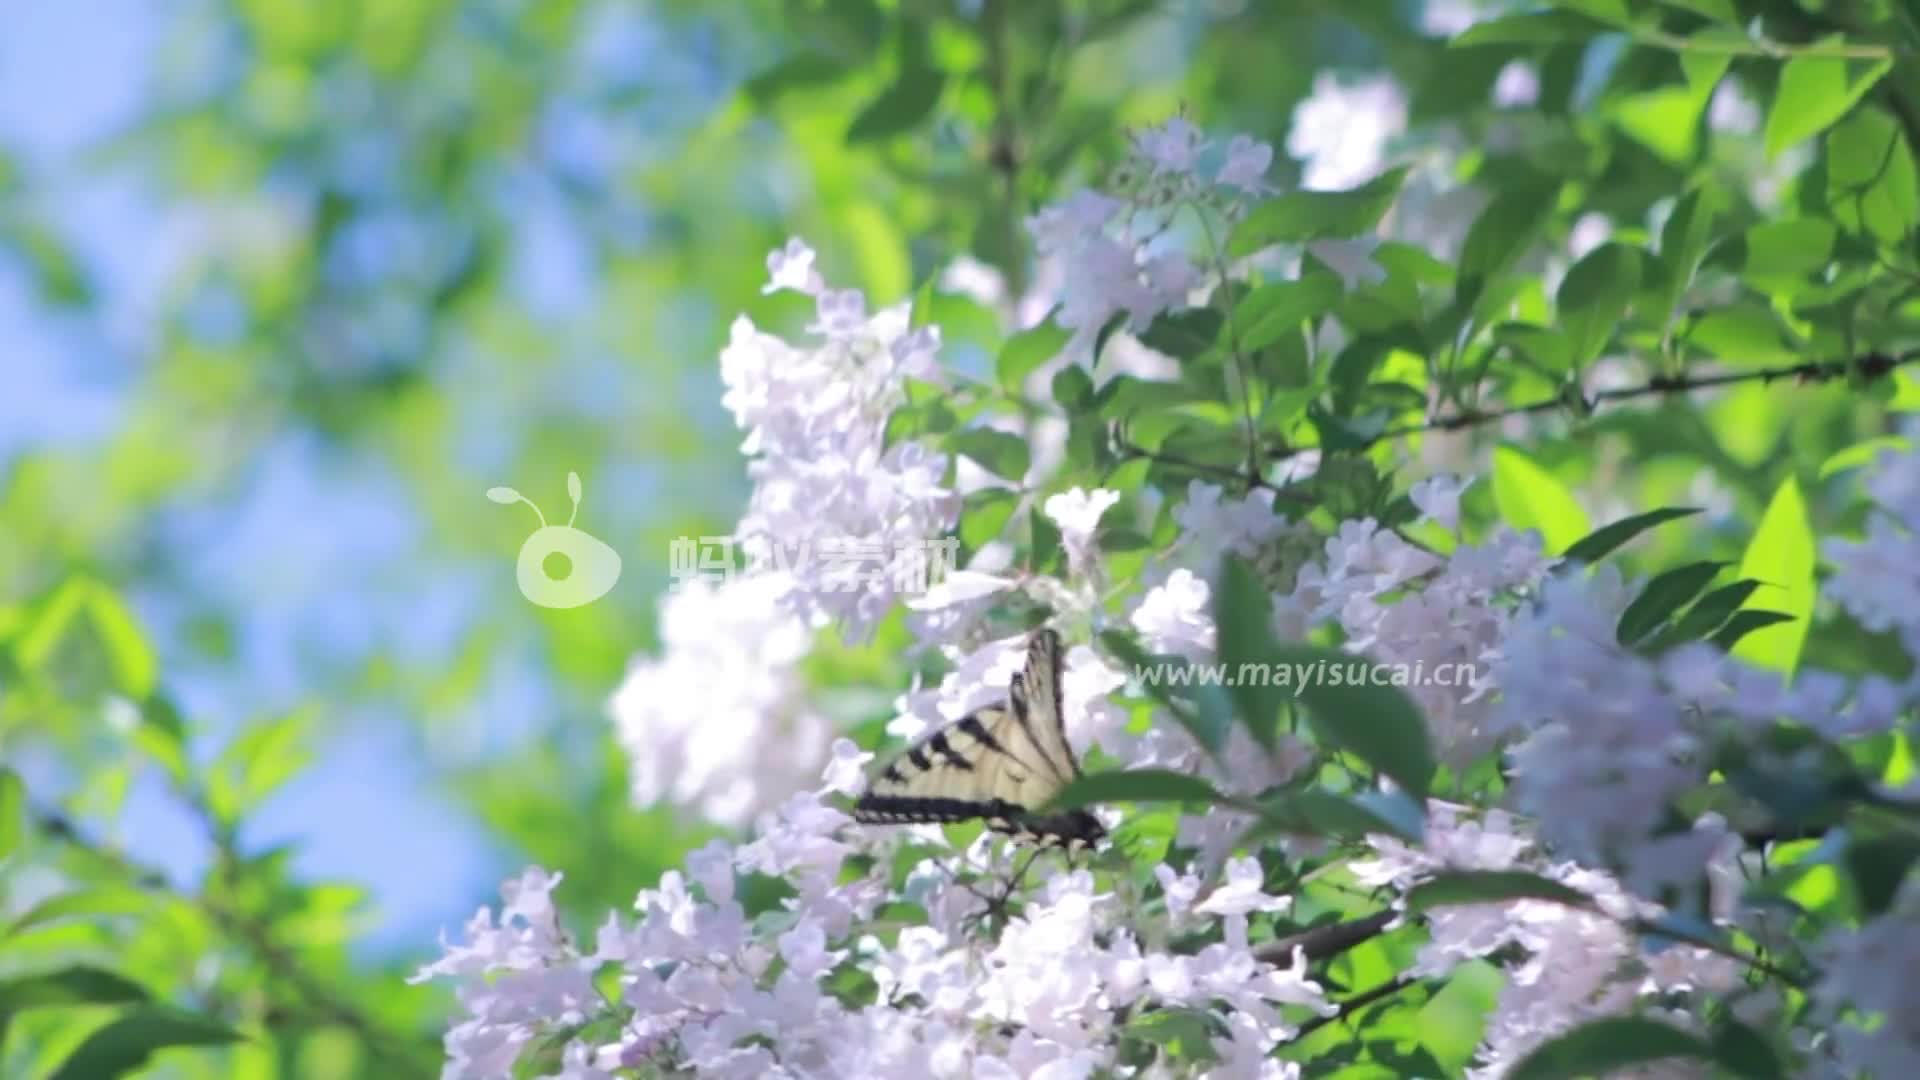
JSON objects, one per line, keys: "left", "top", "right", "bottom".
{"left": 852, "top": 629, "right": 1105, "bottom": 851}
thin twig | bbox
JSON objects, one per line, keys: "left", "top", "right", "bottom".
{"left": 1290, "top": 973, "right": 1420, "bottom": 1042}
{"left": 1268, "top": 350, "right": 1920, "bottom": 462}
{"left": 1254, "top": 909, "right": 1398, "bottom": 967}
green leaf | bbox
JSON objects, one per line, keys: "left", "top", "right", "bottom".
{"left": 1561, "top": 507, "right": 1701, "bottom": 565}
{"left": 1139, "top": 309, "right": 1225, "bottom": 361}
{"left": 948, "top": 428, "right": 1031, "bottom": 481}
{"left": 997, "top": 321, "right": 1070, "bottom": 391}
{"left": 1419, "top": 961, "right": 1504, "bottom": 1071}
{"left": 1662, "top": 579, "right": 1763, "bottom": 644}
{"left": 960, "top": 489, "right": 1019, "bottom": 550}
{"left": 1733, "top": 476, "right": 1814, "bottom": 673}
{"left": 846, "top": 65, "right": 943, "bottom": 143}
{"left": 0, "top": 768, "right": 20, "bottom": 858}
{"left": 84, "top": 585, "right": 157, "bottom": 701}
{"left": 1406, "top": 870, "right": 1593, "bottom": 913}
{"left": 1655, "top": 187, "right": 1722, "bottom": 317}
{"left": 1688, "top": 304, "right": 1798, "bottom": 364}
{"left": 1047, "top": 768, "right": 1235, "bottom": 812}
{"left": 1709, "top": 1018, "right": 1787, "bottom": 1079}
{"left": 48, "top": 1005, "right": 245, "bottom": 1080}
{"left": 1492, "top": 446, "right": 1591, "bottom": 555}
{"left": 1713, "top": 609, "right": 1798, "bottom": 651}
{"left": 1613, "top": 86, "right": 1710, "bottom": 165}
{"left": 1099, "top": 630, "right": 1230, "bottom": 758}
{"left": 12, "top": 578, "right": 158, "bottom": 702}
{"left": 1556, "top": 243, "right": 1641, "bottom": 368}
{"left": 743, "top": 52, "right": 851, "bottom": 103}
{"left": 1260, "top": 787, "right": 1426, "bottom": 844}
{"left": 1742, "top": 219, "right": 1836, "bottom": 288}
{"left": 1052, "top": 364, "right": 1095, "bottom": 413}
{"left": 1616, "top": 561, "right": 1727, "bottom": 646}
{"left": 1820, "top": 436, "right": 1910, "bottom": 479}
{"left": 3, "top": 886, "right": 151, "bottom": 940}
{"left": 1227, "top": 168, "right": 1408, "bottom": 253}
{"left": 0, "top": 967, "right": 149, "bottom": 1016}
{"left": 1277, "top": 645, "right": 1437, "bottom": 801}
{"left": 1765, "top": 46, "right": 1893, "bottom": 159}
{"left": 1228, "top": 276, "right": 1346, "bottom": 353}
{"left": 1213, "top": 557, "right": 1286, "bottom": 752}
{"left": 1450, "top": 11, "right": 1611, "bottom": 46}
{"left": 1825, "top": 106, "right": 1920, "bottom": 244}
{"left": 234, "top": 710, "right": 314, "bottom": 814}
{"left": 1457, "top": 182, "right": 1561, "bottom": 311}
{"left": 1509, "top": 1017, "right": 1713, "bottom": 1080}
{"left": 1654, "top": 0, "right": 1738, "bottom": 23}
{"left": 1494, "top": 323, "right": 1574, "bottom": 375}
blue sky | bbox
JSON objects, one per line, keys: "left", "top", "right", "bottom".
{"left": 0, "top": 0, "right": 591, "bottom": 955}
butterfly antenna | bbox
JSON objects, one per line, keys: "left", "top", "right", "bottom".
{"left": 565, "top": 471, "right": 583, "bottom": 527}
{"left": 485, "top": 486, "right": 547, "bottom": 528}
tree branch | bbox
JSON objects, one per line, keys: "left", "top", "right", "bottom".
{"left": 1255, "top": 909, "right": 1398, "bottom": 967}
{"left": 1289, "top": 973, "right": 1421, "bottom": 1043}
{"left": 1269, "top": 350, "right": 1919, "bottom": 463}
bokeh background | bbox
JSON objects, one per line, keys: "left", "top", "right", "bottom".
{"left": 10, "top": 0, "right": 1892, "bottom": 1075}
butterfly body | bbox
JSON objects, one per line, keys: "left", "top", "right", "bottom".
{"left": 853, "top": 629, "right": 1106, "bottom": 851}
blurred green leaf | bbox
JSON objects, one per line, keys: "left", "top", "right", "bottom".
{"left": 1556, "top": 243, "right": 1641, "bottom": 368}
{"left": 48, "top": 1005, "right": 245, "bottom": 1080}
{"left": 1492, "top": 446, "right": 1591, "bottom": 555}
{"left": 0, "top": 769, "right": 20, "bottom": 858}
{"left": 1765, "top": 47, "right": 1892, "bottom": 159}
{"left": 1733, "top": 476, "right": 1814, "bottom": 673}
{"left": 1047, "top": 768, "right": 1235, "bottom": 812}
{"left": 948, "top": 428, "right": 1031, "bottom": 482}
{"left": 1616, "top": 560, "right": 1726, "bottom": 646}
{"left": 1407, "top": 870, "right": 1591, "bottom": 913}
{"left": 1509, "top": 1017, "right": 1712, "bottom": 1079}
{"left": 1227, "top": 168, "right": 1408, "bottom": 253}
{"left": 1562, "top": 507, "right": 1700, "bottom": 565}
{"left": 1825, "top": 106, "right": 1919, "bottom": 244}
{"left": 997, "top": 321, "right": 1069, "bottom": 391}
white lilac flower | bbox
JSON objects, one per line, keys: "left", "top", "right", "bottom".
{"left": 1492, "top": 61, "right": 1541, "bottom": 108}
{"left": 1569, "top": 212, "right": 1612, "bottom": 259}
{"left": 610, "top": 574, "right": 832, "bottom": 825}
{"left": 1043, "top": 486, "right": 1121, "bottom": 578}
{"left": 424, "top": 758, "right": 1337, "bottom": 1077}
{"left": 722, "top": 239, "right": 962, "bottom": 640}
{"left": 1172, "top": 481, "right": 1298, "bottom": 574}
{"left": 1216, "top": 134, "right": 1275, "bottom": 195}
{"left": 1129, "top": 567, "right": 1215, "bottom": 661}
{"left": 1823, "top": 435, "right": 1920, "bottom": 672}
{"left": 1708, "top": 78, "right": 1761, "bottom": 135}
{"left": 1409, "top": 473, "right": 1471, "bottom": 531}
{"left": 1809, "top": 876, "right": 1920, "bottom": 1078}
{"left": 1286, "top": 73, "right": 1408, "bottom": 191}
{"left": 1354, "top": 808, "right": 1738, "bottom": 1078}
{"left": 1133, "top": 116, "right": 1209, "bottom": 176}
{"left": 764, "top": 235, "right": 825, "bottom": 295}
{"left": 1421, "top": 0, "right": 1488, "bottom": 36}
{"left": 1288, "top": 516, "right": 1551, "bottom": 761}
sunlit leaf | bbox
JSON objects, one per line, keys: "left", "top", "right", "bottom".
{"left": 1492, "top": 446, "right": 1591, "bottom": 555}
{"left": 1733, "top": 476, "right": 1814, "bottom": 673}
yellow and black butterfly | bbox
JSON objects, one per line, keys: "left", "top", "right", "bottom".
{"left": 853, "top": 628, "right": 1106, "bottom": 851}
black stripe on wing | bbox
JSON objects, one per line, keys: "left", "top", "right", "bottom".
{"left": 851, "top": 795, "right": 1107, "bottom": 851}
